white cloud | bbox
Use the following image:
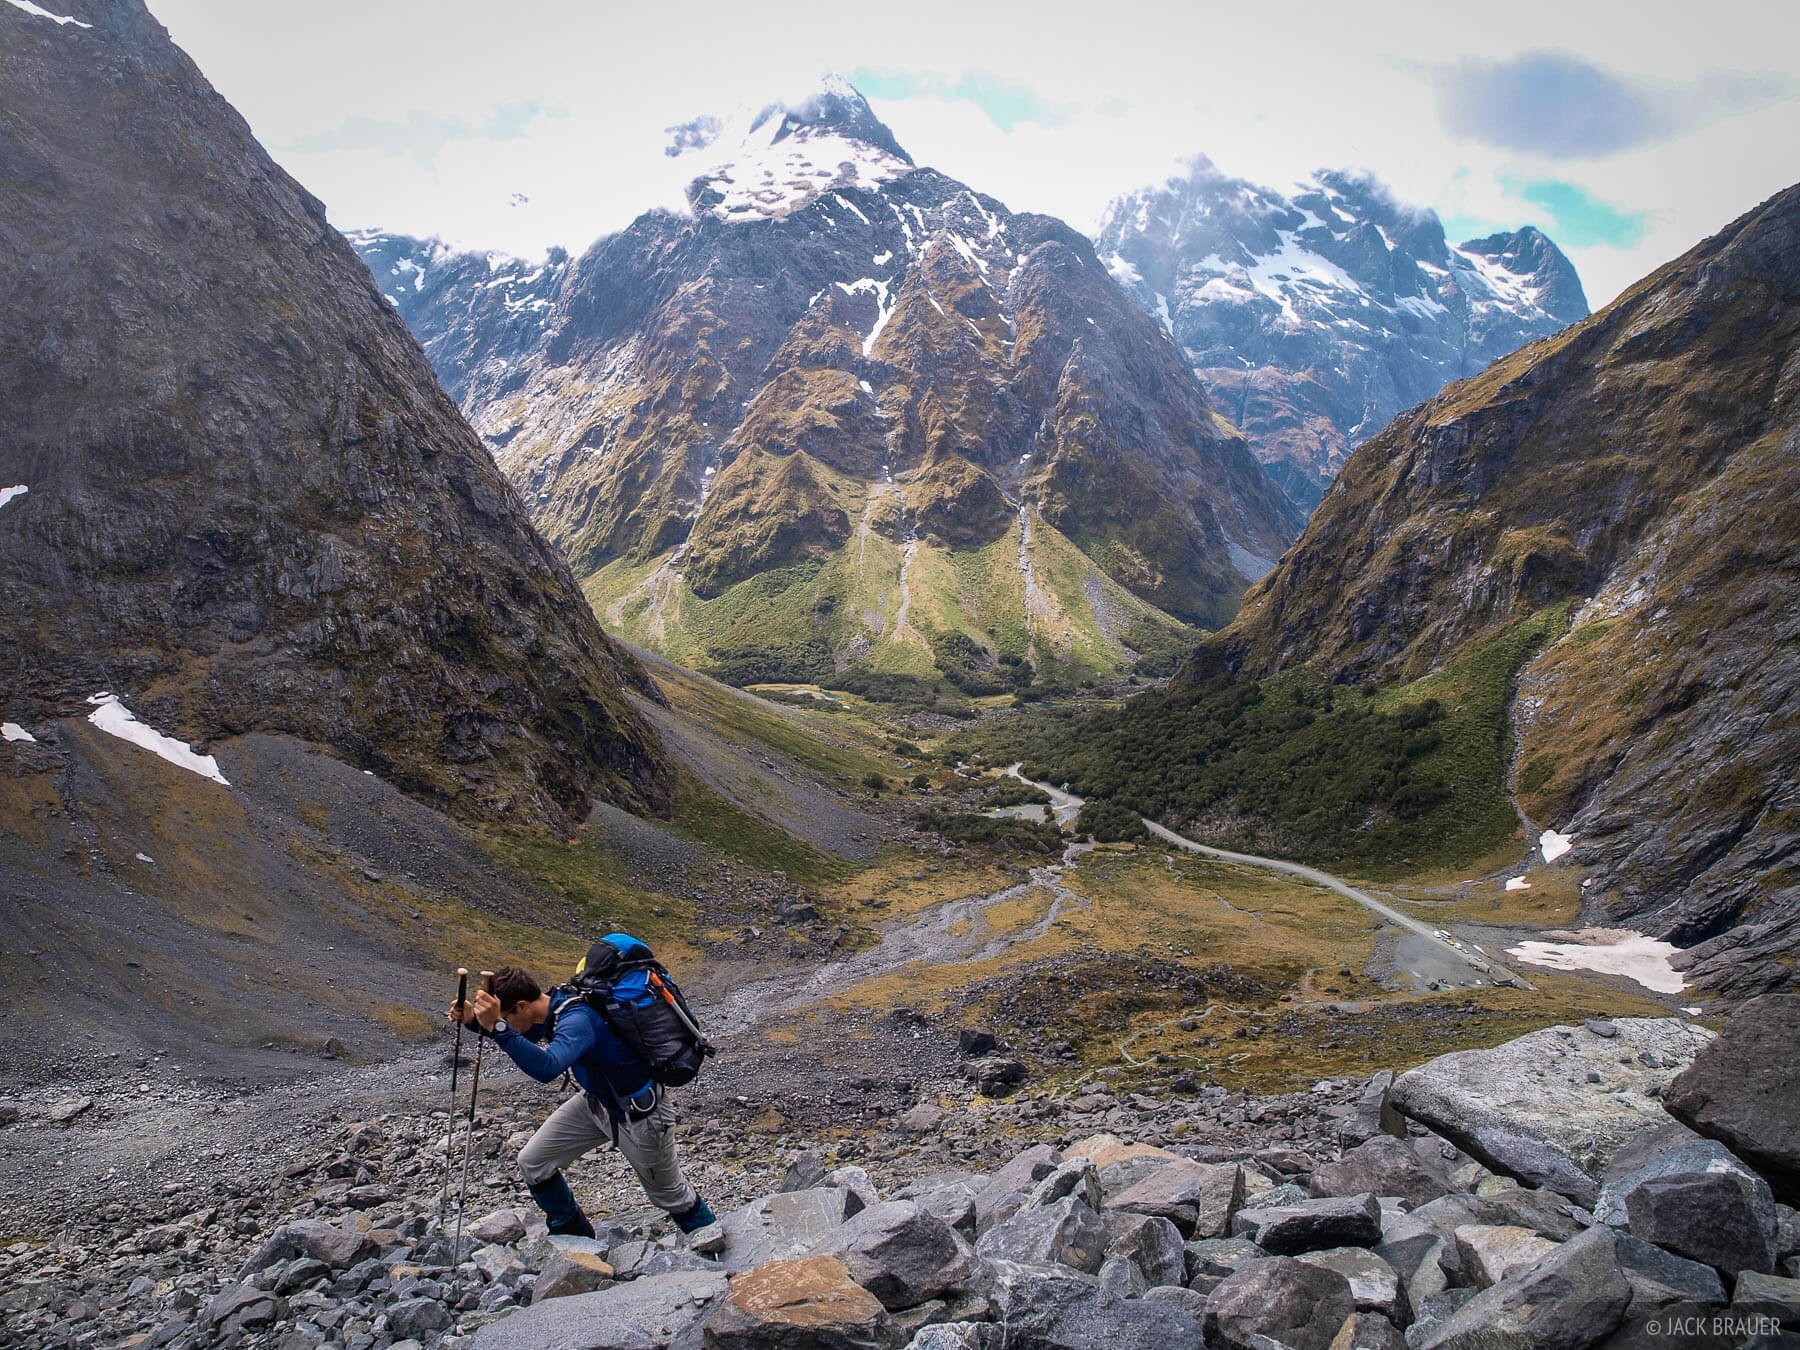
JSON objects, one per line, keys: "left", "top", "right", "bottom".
{"left": 152, "top": 0, "right": 1799, "bottom": 304}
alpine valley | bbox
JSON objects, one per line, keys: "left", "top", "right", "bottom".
{"left": 5, "top": 7, "right": 1800, "bottom": 1350}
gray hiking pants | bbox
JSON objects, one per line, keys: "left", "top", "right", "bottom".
{"left": 517, "top": 1087, "right": 697, "bottom": 1215}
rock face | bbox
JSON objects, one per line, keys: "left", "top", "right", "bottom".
{"left": 1663, "top": 995, "right": 1800, "bottom": 1203}
{"left": 0, "top": 0, "right": 667, "bottom": 828}
{"left": 1200, "top": 184, "right": 1800, "bottom": 994}
{"left": 354, "top": 80, "right": 1302, "bottom": 688}
{"left": 1094, "top": 158, "right": 1587, "bottom": 512}
{"left": 1389, "top": 1019, "right": 1715, "bottom": 1206}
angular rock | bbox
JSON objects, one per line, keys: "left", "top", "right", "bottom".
{"left": 1388, "top": 1019, "right": 1715, "bottom": 1207}
{"left": 1106, "top": 1159, "right": 1244, "bottom": 1238}
{"left": 1339, "top": 1071, "right": 1407, "bottom": 1150}
{"left": 1296, "top": 1246, "right": 1412, "bottom": 1324}
{"left": 1100, "top": 1211, "right": 1186, "bottom": 1289}
{"left": 1329, "top": 1311, "right": 1409, "bottom": 1350}
{"left": 966, "top": 1057, "right": 1026, "bottom": 1097}
{"left": 470, "top": 1270, "right": 729, "bottom": 1349}
{"left": 1415, "top": 1226, "right": 1631, "bottom": 1350}
{"left": 1612, "top": 1233, "right": 1726, "bottom": 1317}
{"left": 972, "top": 1145, "right": 1061, "bottom": 1233}
{"left": 897, "top": 1104, "right": 946, "bottom": 1135}
{"left": 701, "top": 1256, "right": 888, "bottom": 1350}
{"left": 469, "top": 1210, "right": 528, "bottom": 1246}
{"left": 1372, "top": 1209, "right": 1450, "bottom": 1309}
{"left": 1732, "top": 1270, "right": 1800, "bottom": 1312}
{"left": 715, "top": 1187, "right": 865, "bottom": 1271}
{"left": 974, "top": 1197, "right": 1106, "bottom": 1274}
{"left": 1023, "top": 1161, "right": 1101, "bottom": 1213}
{"left": 533, "top": 1247, "right": 616, "bottom": 1301}
{"left": 1467, "top": 1175, "right": 1586, "bottom": 1240}
{"left": 809, "top": 1200, "right": 974, "bottom": 1311}
{"left": 1625, "top": 1173, "right": 1777, "bottom": 1274}
{"left": 1315, "top": 1136, "right": 1450, "bottom": 1209}
{"left": 1062, "top": 1134, "right": 1179, "bottom": 1172}
{"left": 1141, "top": 1283, "right": 1210, "bottom": 1319}
{"left": 240, "top": 1220, "right": 376, "bottom": 1277}
{"left": 1232, "top": 1194, "right": 1383, "bottom": 1255}
{"left": 1663, "top": 994, "right": 1800, "bottom": 1206}
{"left": 387, "top": 1298, "right": 452, "bottom": 1339}
{"left": 1452, "top": 1224, "right": 1559, "bottom": 1288}
{"left": 1205, "top": 1256, "right": 1357, "bottom": 1350}
{"left": 203, "top": 1284, "right": 278, "bottom": 1330}
{"left": 982, "top": 1259, "right": 1205, "bottom": 1350}
{"left": 1594, "top": 1137, "right": 1773, "bottom": 1231}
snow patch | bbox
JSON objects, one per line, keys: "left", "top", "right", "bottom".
{"left": 3, "top": 722, "right": 36, "bottom": 743}
{"left": 1505, "top": 877, "right": 1531, "bottom": 891}
{"left": 836, "top": 278, "right": 894, "bottom": 357}
{"left": 0, "top": 484, "right": 28, "bottom": 510}
{"left": 1539, "top": 828, "right": 1574, "bottom": 863}
{"left": 134, "top": 852, "right": 154, "bottom": 864}
{"left": 1506, "top": 929, "right": 1686, "bottom": 994}
{"left": 85, "top": 694, "right": 230, "bottom": 786}
{"left": 4, "top": 0, "right": 91, "bottom": 26}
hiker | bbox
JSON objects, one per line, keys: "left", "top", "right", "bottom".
{"left": 448, "top": 963, "right": 717, "bottom": 1239}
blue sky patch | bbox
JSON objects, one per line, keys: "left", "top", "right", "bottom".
{"left": 850, "top": 67, "right": 1063, "bottom": 132}
{"left": 1507, "top": 179, "right": 1649, "bottom": 248}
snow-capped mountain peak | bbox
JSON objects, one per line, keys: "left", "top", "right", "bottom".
{"left": 686, "top": 76, "right": 915, "bottom": 223}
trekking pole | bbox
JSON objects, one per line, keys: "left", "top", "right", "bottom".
{"left": 452, "top": 971, "right": 493, "bottom": 1262}
{"left": 437, "top": 968, "right": 468, "bottom": 1234}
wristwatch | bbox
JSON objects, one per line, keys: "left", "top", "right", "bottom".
{"left": 492, "top": 1019, "right": 509, "bottom": 1036}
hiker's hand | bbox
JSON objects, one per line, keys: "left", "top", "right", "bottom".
{"left": 472, "top": 989, "right": 502, "bottom": 1032}
{"left": 447, "top": 1000, "right": 473, "bottom": 1028}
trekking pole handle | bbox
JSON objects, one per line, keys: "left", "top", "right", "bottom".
{"left": 455, "top": 968, "right": 469, "bottom": 1009}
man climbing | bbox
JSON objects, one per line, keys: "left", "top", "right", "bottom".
{"left": 449, "top": 964, "right": 717, "bottom": 1239}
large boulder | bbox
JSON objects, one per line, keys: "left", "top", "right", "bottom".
{"left": 1314, "top": 1136, "right": 1450, "bottom": 1208}
{"left": 1389, "top": 1019, "right": 1715, "bottom": 1207}
{"left": 1101, "top": 1211, "right": 1187, "bottom": 1289}
{"left": 982, "top": 1259, "right": 1205, "bottom": 1350}
{"left": 1415, "top": 1226, "right": 1631, "bottom": 1349}
{"left": 974, "top": 1196, "right": 1106, "bottom": 1274}
{"left": 713, "top": 1188, "right": 865, "bottom": 1271}
{"left": 1624, "top": 1173, "right": 1777, "bottom": 1274}
{"left": 1612, "top": 1232, "right": 1727, "bottom": 1317}
{"left": 1594, "top": 1137, "right": 1775, "bottom": 1231}
{"left": 808, "top": 1200, "right": 974, "bottom": 1311}
{"left": 1663, "top": 994, "right": 1800, "bottom": 1206}
{"left": 1204, "top": 1256, "right": 1357, "bottom": 1350}
{"left": 1452, "top": 1223, "right": 1560, "bottom": 1287}
{"left": 1338, "top": 1070, "right": 1406, "bottom": 1150}
{"left": 239, "top": 1220, "right": 376, "bottom": 1278}
{"left": 533, "top": 1246, "right": 617, "bottom": 1300}
{"left": 1105, "top": 1159, "right": 1244, "bottom": 1238}
{"left": 972, "top": 1144, "right": 1062, "bottom": 1234}
{"left": 1231, "top": 1194, "right": 1383, "bottom": 1255}
{"left": 1294, "top": 1246, "right": 1411, "bottom": 1325}
{"left": 471, "top": 1270, "right": 730, "bottom": 1349}
{"left": 702, "top": 1256, "right": 889, "bottom": 1350}
{"left": 1062, "top": 1134, "right": 1181, "bottom": 1172}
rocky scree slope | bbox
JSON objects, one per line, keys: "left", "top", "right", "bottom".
{"left": 0, "top": 0, "right": 668, "bottom": 828}
{"left": 1200, "top": 184, "right": 1800, "bottom": 997}
{"left": 353, "top": 81, "right": 1301, "bottom": 684}
{"left": 1096, "top": 158, "right": 1587, "bottom": 512}
{"left": 6, "top": 1004, "right": 1798, "bottom": 1348}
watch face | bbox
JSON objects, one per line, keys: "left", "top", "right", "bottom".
{"left": 494, "top": 1020, "right": 508, "bottom": 1034}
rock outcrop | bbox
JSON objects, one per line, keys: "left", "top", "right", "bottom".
{"left": 0, "top": 0, "right": 668, "bottom": 828}
{"left": 1199, "top": 183, "right": 1800, "bottom": 994}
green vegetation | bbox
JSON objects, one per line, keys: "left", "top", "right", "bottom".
{"left": 985, "top": 780, "right": 1052, "bottom": 809}
{"left": 666, "top": 773, "right": 854, "bottom": 888}
{"left": 912, "top": 809, "right": 1064, "bottom": 855}
{"left": 1075, "top": 799, "right": 1148, "bottom": 842}
{"left": 963, "top": 607, "right": 1568, "bottom": 874}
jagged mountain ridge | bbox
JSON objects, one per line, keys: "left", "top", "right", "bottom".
{"left": 0, "top": 0, "right": 668, "bottom": 826}
{"left": 1096, "top": 159, "right": 1588, "bottom": 510}
{"left": 1200, "top": 184, "right": 1800, "bottom": 997}
{"left": 353, "top": 82, "right": 1302, "bottom": 688}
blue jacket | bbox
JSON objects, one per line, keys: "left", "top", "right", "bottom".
{"left": 491, "top": 989, "right": 652, "bottom": 1116}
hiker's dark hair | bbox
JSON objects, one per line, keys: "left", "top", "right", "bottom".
{"left": 489, "top": 966, "right": 541, "bottom": 1013}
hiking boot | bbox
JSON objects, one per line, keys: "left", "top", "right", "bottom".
{"left": 673, "top": 1197, "right": 717, "bottom": 1234}
{"left": 548, "top": 1212, "right": 596, "bottom": 1240}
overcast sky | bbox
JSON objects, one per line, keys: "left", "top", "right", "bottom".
{"left": 153, "top": 0, "right": 1798, "bottom": 307}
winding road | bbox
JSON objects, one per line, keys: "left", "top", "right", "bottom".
{"left": 1006, "top": 766, "right": 1529, "bottom": 991}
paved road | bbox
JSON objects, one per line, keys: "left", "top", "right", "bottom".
{"left": 1007, "top": 766, "right": 1527, "bottom": 989}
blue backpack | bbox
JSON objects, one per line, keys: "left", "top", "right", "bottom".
{"left": 566, "top": 933, "right": 715, "bottom": 1086}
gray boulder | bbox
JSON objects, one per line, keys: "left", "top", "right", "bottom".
{"left": 1594, "top": 1137, "right": 1774, "bottom": 1232}
{"left": 1233, "top": 1194, "right": 1383, "bottom": 1254}
{"left": 1100, "top": 1211, "right": 1186, "bottom": 1288}
{"left": 1467, "top": 1175, "right": 1587, "bottom": 1240}
{"left": 1613, "top": 1232, "right": 1726, "bottom": 1317}
{"left": 1339, "top": 1070, "right": 1406, "bottom": 1149}
{"left": 1451, "top": 1223, "right": 1559, "bottom": 1287}
{"left": 1315, "top": 1136, "right": 1451, "bottom": 1209}
{"left": 533, "top": 1246, "right": 616, "bottom": 1300}
{"left": 471, "top": 1270, "right": 729, "bottom": 1349}
{"left": 1332, "top": 1312, "right": 1410, "bottom": 1350}
{"left": 713, "top": 1187, "right": 865, "bottom": 1271}
{"left": 809, "top": 1200, "right": 975, "bottom": 1311}
{"left": 1296, "top": 1245, "right": 1412, "bottom": 1324}
{"left": 1732, "top": 1270, "right": 1800, "bottom": 1312}
{"left": 1389, "top": 1019, "right": 1715, "bottom": 1207}
{"left": 982, "top": 1259, "right": 1205, "bottom": 1350}
{"left": 1105, "top": 1159, "right": 1244, "bottom": 1238}
{"left": 1023, "top": 1161, "right": 1102, "bottom": 1213}
{"left": 975, "top": 1196, "right": 1106, "bottom": 1274}
{"left": 387, "top": 1298, "right": 452, "bottom": 1340}
{"left": 1415, "top": 1226, "right": 1631, "bottom": 1349}
{"left": 239, "top": 1219, "right": 376, "bottom": 1278}
{"left": 1205, "top": 1256, "right": 1357, "bottom": 1350}
{"left": 1186, "top": 1234, "right": 1267, "bottom": 1279}
{"left": 1663, "top": 994, "right": 1800, "bottom": 1206}
{"left": 972, "top": 1144, "right": 1062, "bottom": 1233}
{"left": 1373, "top": 1210, "right": 1452, "bottom": 1308}
{"left": 1625, "top": 1172, "right": 1777, "bottom": 1274}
